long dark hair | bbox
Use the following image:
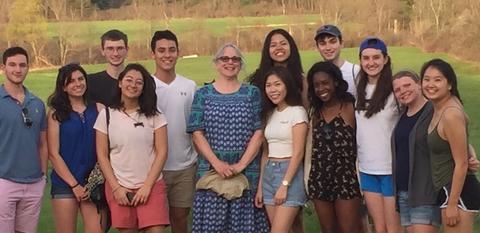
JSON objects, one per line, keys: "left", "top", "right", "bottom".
{"left": 307, "top": 62, "right": 355, "bottom": 116}
{"left": 262, "top": 66, "right": 303, "bottom": 123}
{"left": 420, "top": 58, "right": 462, "bottom": 103}
{"left": 247, "top": 29, "right": 304, "bottom": 92}
{"left": 356, "top": 54, "right": 393, "bottom": 118}
{"left": 112, "top": 63, "right": 159, "bottom": 117}
{"left": 48, "top": 63, "right": 89, "bottom": 122}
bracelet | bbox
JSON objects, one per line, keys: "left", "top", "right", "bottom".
{"left": 112, "top": 186, "right": 121, "bottom": 193}
{"left": 70, "top": 183, "right": 79, "bottom": 189}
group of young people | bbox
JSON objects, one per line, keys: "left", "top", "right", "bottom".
{"left": 0, "top": 24, "right": 478, "bottom": 233}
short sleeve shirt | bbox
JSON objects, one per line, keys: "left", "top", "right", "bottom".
{"left": 0, "top": 85, "right": 46, "bottom": 183}
{"left": 94, "top": 108, "right": 167, "bottom": 189}
{"left": 153, "top": 74, "right": 198, "bottom": 171}
{"left": 87, "top": 71, "right": 118, "bottom": 107}
{"left": 265, "top": 106, "right": 308, "bottom": 158}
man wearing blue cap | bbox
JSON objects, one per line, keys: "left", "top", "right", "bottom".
{"left": 314, "top": 24, "right": 360, "bottom": 97}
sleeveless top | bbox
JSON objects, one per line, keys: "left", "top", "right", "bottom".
{"left": 308, "top": 103, "right": 361, "bottom": 201}
{"left": 427, "top": 106, "right": 470, "bottom": 191}
{"left": 51, "top": 104, "right": 98, "bottom": 187}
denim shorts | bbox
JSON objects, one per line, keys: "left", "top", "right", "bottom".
{"left": 359, "top": 172, "right": 394, "bottom": 197}
{"left": 397, "top": 191, "right": 441, "bottom": 227}
{"left": 262, "top": 159, "right": 307, "bottom": 207}
{"left": 51, "top": 185, "right": 75, "bottom": 199}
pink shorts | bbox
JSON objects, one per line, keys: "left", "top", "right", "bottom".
{"left": 106, "top": 179, "right": 170, "bottom": 229}
{"left": 0, "top": 178, "right": 46, "bottom": 233}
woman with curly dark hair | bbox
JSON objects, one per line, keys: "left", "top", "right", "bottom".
{"left": 304, "top": 61, "right": 362, "bottom": 233}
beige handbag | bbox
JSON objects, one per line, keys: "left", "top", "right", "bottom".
{"left": 196, "top": 170, "right": 249, "bottom": 200}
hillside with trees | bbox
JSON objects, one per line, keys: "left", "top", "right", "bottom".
{"left": 0, "top": 0, "right": 479, "bottom": 67}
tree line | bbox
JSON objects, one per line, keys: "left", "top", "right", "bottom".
{"left": 1, "top": 0, "right": 479, "bottom": 67}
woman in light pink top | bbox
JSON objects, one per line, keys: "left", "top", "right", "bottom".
{"left": 95, "top": 63, "right": 169, "bottom": 233}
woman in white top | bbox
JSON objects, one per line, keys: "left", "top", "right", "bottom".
{"left": 355, "top": 37, "right": 401, "bottom": 233}
{"left": 255, "top": 66, "right": 308, "bottom": 233}
{"left": 95, "top": 63, "right": 169, "bottom": 233}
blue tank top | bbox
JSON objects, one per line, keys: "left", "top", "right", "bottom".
{"left": 51, "top": 104, "right": 98, "bottom": 187}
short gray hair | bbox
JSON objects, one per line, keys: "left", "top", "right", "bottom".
{"left": 213, "top": 43, "right": 245, "bottom": 69}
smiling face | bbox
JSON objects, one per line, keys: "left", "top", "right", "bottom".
{"left": 265, "top": 74, "right": 287, "bottom": 106}
{"left": 312, "top": 71, "right": 336, "bottom": 103}
{"left": 2, "top": 54, "right": 29, "bottom": 85}
{"left": 215, "top": 46, "right": 242, "bottom": 79}
{"left": 422, "top": 66, "right": 451, "bottom": 102}
{"left": 152, "top": 39, "right": 178, "bottom": 72}
{"left": 316, "top": 36, "right": 342, "bottom": 62}
{"left": 102, "top": 40, "right": 128, "bottom": 67}
{"left": 63, "top": 70, "right": 87, "bottom": 98}
{"left": 119, "top": 69, "right": 144, "bottom": 100}
{"left": 360, "top": 48, "right": 388, "bottom": 79}
{"left": 393, "top": 76, "right": 421, "bottom": 106}
{"left": 269, "top": 33, "right": 291, "bottom": 65}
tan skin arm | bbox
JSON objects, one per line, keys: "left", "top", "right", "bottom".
{"left": 467, "top": 144, "right": 479, "bottom": 172}
{"left": 231, "top": 129, "right": 263, "bottom": 174}
{"left": 255, "top": 139, "right": 269, "bottom": 208}
{"left": 274, "top": 122, "right": 308, "bottom": 205}
{"left": 47, "top": 109, "right": 87, "bottom": 201}
{"left": 439, "top": 107, "right": 469, "bottom": 226}
{"left": 39, "top": 130, "right": 48, "bottom": 180}
{"left": 132, "top": 125, "right": 168, "bottom": 206}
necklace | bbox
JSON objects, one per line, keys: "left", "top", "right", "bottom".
{"left": 122, "top": 109, "right": 144, "bottom": 128}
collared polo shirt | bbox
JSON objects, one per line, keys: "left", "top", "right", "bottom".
{"left": 0, "top": 85, "right": 46, "bottom": 183}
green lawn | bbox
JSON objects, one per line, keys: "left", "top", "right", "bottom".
{"left": 46, "top": 14, "right": 320, "bottom": 44}
{"left": 3, "top": 47, "right": 480, "bottom": 232}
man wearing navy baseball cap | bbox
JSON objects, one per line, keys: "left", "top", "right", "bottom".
{"left": 314, "top": 24, "right": 360, "bottom": 96}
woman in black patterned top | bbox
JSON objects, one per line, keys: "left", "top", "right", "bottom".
{"left": 304, "top": 62, "right": 362, "bottom": 233}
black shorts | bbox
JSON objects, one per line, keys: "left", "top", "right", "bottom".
{"left": 437, "top": 174, "right": 480, "bottom": 212}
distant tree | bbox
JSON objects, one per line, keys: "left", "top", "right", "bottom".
{"left": 91, "top": 0, "right": 128, "bottom": 10}
{"left": 7, "top": 0, "right": 52, "bottom": 66}
{"left": 44, "top": 0, "right": 67, "bottom": 20}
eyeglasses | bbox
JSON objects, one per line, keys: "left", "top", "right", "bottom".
{"left": 217, "top": 56, "right": 242, "bottom": 63}
{"left": 22, "top": 107, "right": 33, "bottom": 128}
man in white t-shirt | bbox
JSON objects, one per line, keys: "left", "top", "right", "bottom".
{"left": 314, "top": 24, "right": 359, "bottom": 97}
{"left": 150, "top": 30, "right": 197, "bottom": 233}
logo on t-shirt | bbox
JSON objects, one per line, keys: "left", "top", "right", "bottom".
{"left": 180, "top": 91, "right": 187, "bottom": 96}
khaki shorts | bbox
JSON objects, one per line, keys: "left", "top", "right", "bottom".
{"left": 163, "top": 163, "right": 197, "bottom": 208}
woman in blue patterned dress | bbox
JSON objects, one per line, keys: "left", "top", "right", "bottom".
{"left": 187, "top": 43, "right": 269, "bottom": 233}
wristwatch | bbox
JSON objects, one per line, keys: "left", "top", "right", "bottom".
{"left": 281, "top": 180, "right": 290, "bottom": 186}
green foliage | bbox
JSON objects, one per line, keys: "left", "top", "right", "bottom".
{"left": 6, "top": 0, "right": 47, "bottom": 43}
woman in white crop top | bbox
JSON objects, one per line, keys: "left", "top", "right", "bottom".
{"left": 254, "top": 67, "right": 308, "bottom": 233}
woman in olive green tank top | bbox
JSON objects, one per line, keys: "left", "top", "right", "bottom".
{"left": 421, "top": 59, "right": 480, "bottom": 233}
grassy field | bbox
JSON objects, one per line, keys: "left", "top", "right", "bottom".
{"left": 46, "top": 14, "right": 320, "bottom": 44}
{"left": 3, "top": 47, "right": 480, "bottom": 232}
